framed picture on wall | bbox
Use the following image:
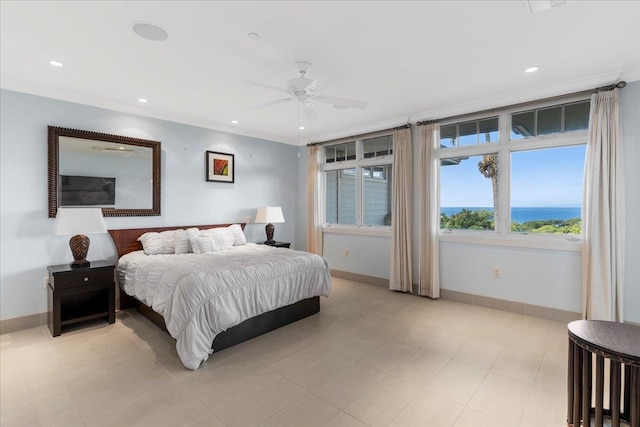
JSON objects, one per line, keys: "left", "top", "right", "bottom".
{"left": 206, "top": 151, "right": 234, "bottom": 183}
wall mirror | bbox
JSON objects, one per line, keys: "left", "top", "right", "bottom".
{"left": 48, "top": 126, "right": 161, "bottom": 218}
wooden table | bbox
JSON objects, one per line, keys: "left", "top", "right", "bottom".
{"left": 567, "top": 320, "right": 640, "bottom": 427}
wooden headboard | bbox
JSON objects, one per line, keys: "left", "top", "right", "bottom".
{"left": 108, "top": 223, "right": 246, "bottom": 258}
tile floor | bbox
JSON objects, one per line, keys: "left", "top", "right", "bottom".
{"left": 0, "top": 277, "right": 571, "bottom": 426}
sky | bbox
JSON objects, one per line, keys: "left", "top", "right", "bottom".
{"left": 440, "top": 145, "right": 586, "bottom": 208}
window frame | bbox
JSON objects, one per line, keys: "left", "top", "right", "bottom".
{"left": 320, "top": 130, "right": 393, "bottom": 233}
{"left": 437, "top": 94, "right": 590, "bottom": 251}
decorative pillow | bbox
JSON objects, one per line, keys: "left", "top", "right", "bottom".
{"left": 227, "top": 224, "right": 247, "bottom": 246}
{"left": 137, "top": 230, "right": 175, "bottom": 255}
{"left": 174, "top": 229, "right": 191, "bottom": 254}
{"left": 186, "top": 228, "right": 202, "bottom": 252}
{"left": 201, "top": 228, "right": 234, "bottom": 250}
{"left": 190, "top": 236, "right": 221, "bottom": 254}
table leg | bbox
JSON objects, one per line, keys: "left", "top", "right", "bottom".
{"left": 582, "top": 349, "right": 592, "bottom": 426}
{"left": 595, "top": 355, "right": 604, "bottom": 427}
{"left": 611, "top": 360, "right": 621, "bottom": 427}
{"left": 573, "top": 344, "right": 583, "bottom": 425}
{"left": 631, "top": 366, "right": 639, "bottom": 427}
{"left": 568, "top": 339, "right": 575, "bottom": 426}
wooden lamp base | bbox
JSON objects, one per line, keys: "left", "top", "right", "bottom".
{"left": 69, "top": 234, "right": 91, "bottom": 268}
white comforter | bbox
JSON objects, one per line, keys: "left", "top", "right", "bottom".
{"left": 117, "top": 244, "right": 332, "bottom": 369}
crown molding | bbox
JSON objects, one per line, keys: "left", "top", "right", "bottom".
{"left": 410, "top": 71, "right": 631, "bottom": 123}
{"left": 0, "top": 77, "right": 297, "bottom": 146}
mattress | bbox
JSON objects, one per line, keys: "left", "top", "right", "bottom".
{"left": 117, "top": 244, "right": 332, "bottom": 369}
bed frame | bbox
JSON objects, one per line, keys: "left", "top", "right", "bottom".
{"left": 108, "top": 223, "right": 320, "bottom": 352}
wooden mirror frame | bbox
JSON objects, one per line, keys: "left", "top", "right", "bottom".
{"left": 48, "top": 126, "right": 161, "bottom": 218}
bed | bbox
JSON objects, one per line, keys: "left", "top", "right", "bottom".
{"left": 108, "top": 223, "right": 332, "bottom": 370}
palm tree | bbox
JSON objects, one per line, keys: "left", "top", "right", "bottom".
{"left": 478, "top": 154, "right": 498, "bottom": 227}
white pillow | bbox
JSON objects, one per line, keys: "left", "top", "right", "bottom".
{"left": 174, "top": 229, "right": 191, "bottom": 254}
{"left": 186, "top": 228, "right": 202, "bottom": 252}
{"left": 201, "top": 228, "right": 234, "bottom": 250}
{"left": 137, "top": 230, "right": 175, "bottom": 255}
{"left": 190, "top": 236, "right": 221, "bottom": 254}
{"left": 227, "top": 224, "right": 247, "bottom": 246}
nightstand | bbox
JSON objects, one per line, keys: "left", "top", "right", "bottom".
{"left": 47, "top": 261, "right": 115, "bottom": 337}
{"left": 264, "top": 241, "right": 291, "bottom": 248}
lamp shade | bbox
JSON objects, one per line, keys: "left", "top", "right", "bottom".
{"left": 254, "top": 206, "right": 285, "bottom": 224}
{"left": 54, "top": 208, "right": 107, "bottom": 236}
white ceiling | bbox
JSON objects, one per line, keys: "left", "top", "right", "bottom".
{"left": 1, "top": 1, "right": 639, "bottom": 145}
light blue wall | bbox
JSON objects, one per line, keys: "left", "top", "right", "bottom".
{"left": 621, "top": 81, "right": 640, "bottom": 323}
{"left": 2, "top": 83, "right": 638, "bottom": 323}
{"left": 0, "top": 89, "right": 299, "bottom": 321}
{"left": 304, "top": 81, "right": 640, "bottom": 323}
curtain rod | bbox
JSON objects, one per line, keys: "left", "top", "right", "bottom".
{"left": 593, "top": 81, "right": 626, "bottom": 93}
{"left": 306, "top": 123, "right": 410, "bottom": 147}
{"left": 416, "top": 81, "right": 627, "bottom": 126}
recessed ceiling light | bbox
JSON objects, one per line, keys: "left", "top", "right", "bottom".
{"left": 525, "top": 66, "right": 540, "bottom": 73}
{"left": 138, "top": 98, "right": 148, "bottom": 103}
{"left": 231, "top": 120, "right": 238, "bottom": 124}
{"left": 133, "top": 22, "right": 168, "bottom": 41}
{"left": 49, "top": 60, "right": 64, "bottom": 67}
{"left": 299, "top": 126, "right": 305, "bottom": 130}
{"left": 248, "top": 32, "right": 260, "bottom": 40}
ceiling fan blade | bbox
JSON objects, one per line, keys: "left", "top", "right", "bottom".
{"left": 307, "top": 75, "right": 339, "bottom": 93}
{"left": 313, "top": 95, "right": 368, "bottom": 110}
{"left": 245, "top": 80, "right": 290, "bottom": 95}
{"left": 248, "top": 98, "right": 293, "bottom": 110}
{"left": 302, "top": 103, "right": 319, "bottom": 121}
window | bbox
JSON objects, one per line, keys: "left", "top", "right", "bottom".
{"left": 321, "top": 133, "right": 393, "bottom": 228}
{"left": 439, "top": 97, "right": 589, "bottom": 236}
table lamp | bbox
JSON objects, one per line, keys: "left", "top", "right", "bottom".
{"left": 54, "top": 207, "right": 107, "bottom": 268}
{"left": 255, "top": 206, "right": 285, "bottom": 245}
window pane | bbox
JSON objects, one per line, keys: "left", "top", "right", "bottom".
{"left": 440, "top": 154, "right": 498, "bottom": 230}
{"left": 363, "top": 138, "right": 376, "bottom": 159}
{"left": 565, "top": 101, "right": 590, "bottom": 132}
{"left": 478, "top": 117, "right": 499, "bottom": 142}
{"left": 363, "top": 165, "right": 392, "bottom": 226}
{"left": 325, "top": 169, "right": 356, "bottom": 225}
{"left": 324, "top": 146, "right": 336, "bottom": 163}
{"left": 363, "top": 135, "right": 392, "bottom": 158}
{"left": 328, "top": 141, "right": 356, "bottom": 162}
{"left": 511, "top": 111, "right": 535, "bottom": 139}
{"left": 511, "top": 146, "right": 585, "bottom": 235}
{"left": 537, "top": 106, "right": 562, "bottom": 135}
{"left": 458, "top": 121, "right": 477, "bottom": 146}
{"left": 345, "top": 141, "right": 356, "bottom": 160}
{"left": 440, "top": 124, "right": 457, "bottom": 148}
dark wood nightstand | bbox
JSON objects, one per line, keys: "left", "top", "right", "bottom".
{"left": 264, "top": 241, "right": 291, "bottom": 248}
{"left": 47, "top": 261, "right": 115, "bottom": 337}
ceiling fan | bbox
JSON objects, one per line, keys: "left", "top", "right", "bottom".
{"left": 248, "top": 61, "right": 368, "bottom": 120}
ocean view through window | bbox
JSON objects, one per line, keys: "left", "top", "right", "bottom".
{"left": 438, "top": 95, "right": 589, "bottom": 236}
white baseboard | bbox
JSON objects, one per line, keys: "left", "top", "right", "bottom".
{"left": 0, "top": 312, "right": 47, "bottom": 334}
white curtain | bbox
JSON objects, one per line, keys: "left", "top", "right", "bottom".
{"left": 418, "top": 123, "right": 440, "bottom": 298}
{"left": 389, "top": 128, "right": 413, "bottom": 292}
{"left": 306, "top": 145, "right": 324, "bottom": 255}
{"left": 582, "top": 89, "right": 625, "bottom": 321}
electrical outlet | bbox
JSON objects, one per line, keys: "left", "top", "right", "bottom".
{"left": 492, "top": 268, "right": 500, "bottom": 278}
{"left": 344, "top": 249, "right": 350, "bottom": 257}
{"left": 43, "top": 276, "right": 50, "bottom": 288}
